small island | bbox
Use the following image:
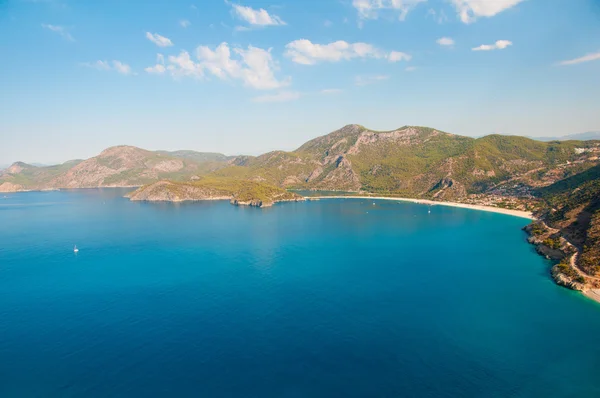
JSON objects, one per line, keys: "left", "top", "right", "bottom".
{"left": 126, "top": 178, "right": 304, "bottom": 208}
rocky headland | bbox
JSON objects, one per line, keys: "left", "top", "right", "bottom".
{"left": 126, "top": 178, "right": 304, "bottom": 208}
{"left": 524, "top": 164, "right": 600, "bottom": 301}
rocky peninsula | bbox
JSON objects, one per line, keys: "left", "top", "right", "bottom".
{"left": 126, "top": 178, "right": 304, "bottom": 208}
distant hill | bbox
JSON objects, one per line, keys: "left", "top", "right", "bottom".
{"left": 155, "top": 150, "right": 234, "bottom": 163}
{"left": 533, "top": 132, "right": 600, "bottom": 142}
{"left": 0, "top": 146, "right": 231, "bottom": 192}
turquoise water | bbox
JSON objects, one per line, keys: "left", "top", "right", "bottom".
{"left": 1, "top": 189, "right": 600, "bottom": 397}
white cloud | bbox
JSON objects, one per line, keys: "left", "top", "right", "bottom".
{"left": 437, "top": 37, "right": 455, "bottom": 46}
{"left": 472, "top": 40, "right": 512, "bottom": 51}
{"left": 229, "top": 2, "right": 286, "bottom": 26}
{"left": 559, "top": 51, "right": 600, "bottom": 66}
{"left": 145, "top": 32, "right": 173, "bottom": 47}
{"left": 41, "top": 24, "right": 74, "bottom": 41}
{"left": 146, "top": 42, "right": 289, "bottom": 90}
{"left": 355, "top": 75, "right": 389, "bottom": 86}
{"left": 112, "top": 61, "right": 132, "bottom": 75}
{"left": 252, "top": 91, "right": 300, "bottom": 103}
{"left": 145, "top": 64, "right": 166, "bottom": 74}
{"left": 451, "top": 0, "right": 525, "bottom": 23}
{"left": 285, "top": 39, "right": 410, "bottom": 65}
{"left": 321, "top": 88, "right": 343, "bottom": 94}
{"left": 180, "top": 19, "right": 191, "bottom": 28}
{"left": 167, "top": 51, "right": 204, "bottom": 78}
{"left": 81, "top": 60, "right": 133, "bottom": 75}
{"left": 388, "top": 50, "right": 411, "bottom": 62}
{"left": 353, "top": 0, "right": 426, "bottom": 21}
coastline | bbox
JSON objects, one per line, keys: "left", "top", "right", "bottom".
{"left": 306, "top": 195, "right": 535, "bottom": 220}
{"left": 583, "top": 290, "right": 600, "bottom": 304}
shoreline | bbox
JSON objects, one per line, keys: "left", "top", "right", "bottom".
{"left": 583, "top": 289, "right": 600, "bottom": 305}
{"left": 306, "top": 195, "right": 535, "bottom": 220}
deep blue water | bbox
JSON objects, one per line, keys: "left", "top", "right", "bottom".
{"left": 1, "top": 189, "right": 600, "bottom": 397}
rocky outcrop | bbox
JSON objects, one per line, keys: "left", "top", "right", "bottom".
{"left": 314, "top": 156, "right": 361, "bottom": 191}
{"left": 230, "top": 198, "right": 267, "bottom": 207}
{"left": 551, "top": 267, "right": 586, "bottom": 291}
{"left": 0, "top": 182, "right": 24, "bottom": 192}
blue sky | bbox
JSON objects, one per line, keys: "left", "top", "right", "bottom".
{"left": 1, "top": 0, "right": 600, "bottom": 164}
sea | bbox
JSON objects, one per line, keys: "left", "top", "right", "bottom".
{"left": 1, "top": 189, "right": 599, "bottom": 397}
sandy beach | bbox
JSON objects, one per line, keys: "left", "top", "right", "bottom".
{"left": 583, "top": 290, "right": 600, "bottom": 304}
{"left": 305, "top": 195, "right": 535, "bottom": 220}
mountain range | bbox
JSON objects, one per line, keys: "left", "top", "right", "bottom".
{"left": 533, "top": 132, "right": 600, "bottom": 142}
{"left": 2, "top": 125, "right": 599, "bottom": 202}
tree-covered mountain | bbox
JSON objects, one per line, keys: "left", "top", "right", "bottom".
{"left": 214, "top": 125, "right": 600, "bottom": 200}
{"left": 2, "top": 125, "right": 599, "bottom": 200}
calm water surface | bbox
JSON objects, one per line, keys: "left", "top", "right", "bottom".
{"left": 1, "top": 189, "right": 599, "bottom": 397}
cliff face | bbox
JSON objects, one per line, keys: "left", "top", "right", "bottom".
{"left": 127, "top": 178, "right": 304, "bottom": 208}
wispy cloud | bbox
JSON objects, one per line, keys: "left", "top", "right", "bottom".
{"left": 81, "top": 60, "right": 133, "bottom": 75}
{"left": 558, "top": 51, "right": 600, "bottom": 66}
{"left": 145, "top": 32, "right": 173, "bottom": 47}
{"left": 145, "top": 42, "right": 290, "bottom": 90}
{"left": 437, "top": 37, "right": 455, "bottom": 47}
{"left": 426, "top": 8, "right": 448, "bottom": 24}
{"left": 321, "top": 88, "right": 343, "bottom": 94}
{"left": 355, "top": 75, "right": 390, "bottom": 86}
{"left": 180, "top": 19, "right": 191, "bottom": 28}
{"left": 81, "top": 60, "right": 111, "bottom": 71}
{"left": 451, "top": 0, "right": 525, "bottom": 24}
{"left": 405, "top": 66, "right": 417, "bottom": 72}
{"left": 252, "top": 91, "right": 300, "bottom": 103}
{"left": 41, "top": 24, "right": 74, "bottom": 41}
{"left": 472, "top": 40, "right": 512, "bottom": 51}
{"left": 285, "top": 40, "right": 410, "bottom": 65}
{"left": 353, "top": 0, "right": 426, "bottom": 21}
{"left": 228, "top": 2, "right": 286, "bottom": 27}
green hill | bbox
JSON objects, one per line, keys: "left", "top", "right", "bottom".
{"left": 213, "top": 125, "right": 599, "bottom": 200}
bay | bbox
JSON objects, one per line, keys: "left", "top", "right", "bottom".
{"left": 1, "top": 189, "right": 599, "bottom": 397}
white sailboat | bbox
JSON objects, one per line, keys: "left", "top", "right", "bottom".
{"left": 73, "top": 245, "right": 79, "bottom": 253}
